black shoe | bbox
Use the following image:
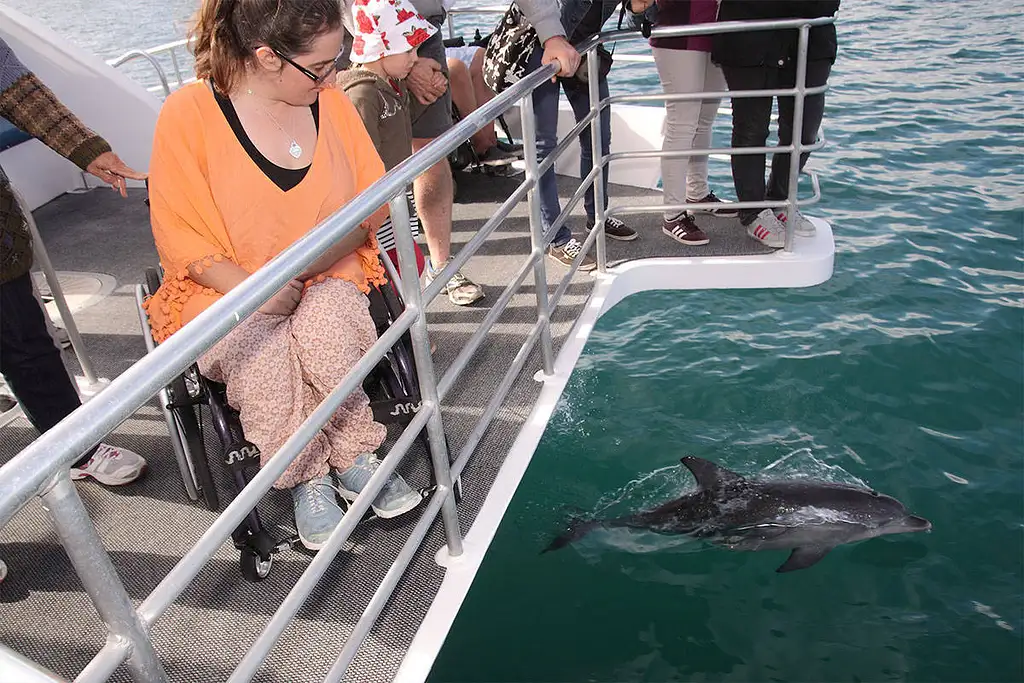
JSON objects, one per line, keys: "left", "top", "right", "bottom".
{"left": 478, "top": 146, "right": 522, "bottom": 167}
{"left": 687, "top": 191, "right": 738, "bottom": 216}
{"left": 548, "top": 238, "right": 597, "bottom": 272}
{"left": 662, "top": 213, "right": 710, "bottom": 246}
{"left": 0, "top": 394, "right": 16, "bottom": 413}
{"left": 496, "top": 139, "right": 523, "bottom": 154}
{"left": 586, "top": 216, "right": 638, "bottom": 241}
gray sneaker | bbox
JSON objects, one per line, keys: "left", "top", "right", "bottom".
{"left": 426, "top": 257, "right": 485, "bottom": 306}
{"left": 335, "top": 454, "right": 422, "bottom": 519}
{"left": 775, "top": 208, "right": 816, "bottom": 237}
{"left": 291, "top": 475, "right": 346, "bottom": 551}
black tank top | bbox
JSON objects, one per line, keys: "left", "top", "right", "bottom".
{"left": 212, "top": 87, "right": 320, "bottom": 192}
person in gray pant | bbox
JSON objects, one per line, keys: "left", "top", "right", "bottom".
{"left": 341, "top": 0, "right": 581, "bottom": 305}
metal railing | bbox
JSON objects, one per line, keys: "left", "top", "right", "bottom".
{"left": 0, "top": 12, "right": 834, "bottom": 682}
{"left": 106, "top": 39, "right": 194, "bottom": 98}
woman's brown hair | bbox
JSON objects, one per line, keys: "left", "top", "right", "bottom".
{"left": 190, "top": 0, "right": 342, "bottom": 94}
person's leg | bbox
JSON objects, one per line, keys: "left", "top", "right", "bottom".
{"left": 721, "top": 65, "right": 776, "bottom": 225}
{"left": 562, "top": 74, "right": 635, "bottom": 240}
{"left": 0, "top": 273, "right": 84, "bottom": 440}
{"left": 411, "top": 26, "right": 484, "bottom": 305}
{"left": 0, "top": 272, "right": 146, "bottom": 481}
{"left": 529, "top": 51, "right": 568, "bottom": 246}
{"left": 410, "top": 144, "right": 453, "bottom": 267}
{"left": 687, "top": 55, "right": 727, "bottom": 203}
{"left": 653, "top": 47, "right": 714, "bottom": 218}
{"left": 561, "top": 77, "right": 607, "bottom": 223}
{"left": 447, "top": 58, "right": 490, "bottom": 156}
{"left": 410, "top": 27, "right": 455, "bottom": 267}
{"left": 199, "top": 308, "right": 342, "bottom": 549}
{"left": 468, "top": 47, "right": 498, "bottom": 149}
{"left": 291, "top": 279, "right": 420, "bottom": 518}
{"left": 199, "top": 312, "right": 331, "bottom": 491}
{"left": 766, "top": 60, "right": 832, "bottom": 201}
{"left": 290, "top": 281, "right": 386, "bottom": 471}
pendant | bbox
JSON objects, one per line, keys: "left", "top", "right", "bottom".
{"left": 288, "top": 140, "right": 302, "bottom": 159}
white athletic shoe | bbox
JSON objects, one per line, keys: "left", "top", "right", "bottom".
{"left": 70, "top": 443, "right": 147, "bottom": 486}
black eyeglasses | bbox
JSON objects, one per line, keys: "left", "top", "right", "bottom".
{"left": 272, "top": 48, "right": 345, "bottom": 86}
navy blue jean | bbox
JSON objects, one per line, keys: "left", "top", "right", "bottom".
{"left": 529, "top": 50, "right": 612, "bottom": 247}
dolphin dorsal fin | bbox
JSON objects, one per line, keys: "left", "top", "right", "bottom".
{"left": 681, "top": 457, "right": 746, "bottom": 491}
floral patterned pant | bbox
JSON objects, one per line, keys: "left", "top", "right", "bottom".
{"left": 199, "top": 278, "right": 386, "bottom": 490}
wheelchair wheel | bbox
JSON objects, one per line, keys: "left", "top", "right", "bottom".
{"left": 145, "top": 266, "right": 221, "bottom": 511}
{"left": 144, "top": 267, "right": 162, "bottom": 299}
{"left": 379, "top": 281, "right": 418, "bottom": 395}
{"left": 239, "top": 548, "right": 273, "bottom": 582}
{"left": 169, "top": 377, "right": 220, "bottom": 512}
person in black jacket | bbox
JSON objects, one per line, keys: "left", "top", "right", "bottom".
{"left": 712, "top": 1, "right": 839, "bottom": 246}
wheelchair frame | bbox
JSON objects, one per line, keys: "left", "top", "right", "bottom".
{"left": 136, "top": 264, "right": 454, "bottom": 582}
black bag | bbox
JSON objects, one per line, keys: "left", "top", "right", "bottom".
{"left": 482, "top": 3, "right": 539, "bottom": 93}
{"left": 571, "top": 44, "right": 613, "bottom": 84}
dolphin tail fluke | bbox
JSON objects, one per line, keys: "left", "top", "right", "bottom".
{"left": 542, "top": 519, "right": 604, "bottom": 553}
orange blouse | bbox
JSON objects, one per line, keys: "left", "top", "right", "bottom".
{"left": 144, "top": 81, "right": 388, "bottom": 342}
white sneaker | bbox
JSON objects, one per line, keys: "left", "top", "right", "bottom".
{"left": 746, "top": 208, "right": 786, "bottom": 248}
{"left": 425, "top": 257, "right": 484, "bottom": 306}
{"left": 776, "top": 208, "right": 816, "bottom": 237}
{"left": 0, "top": 559, "right": 7, "bottom": 583}
{"left": 70, "top": 443, "right": 147, "bottom": 486}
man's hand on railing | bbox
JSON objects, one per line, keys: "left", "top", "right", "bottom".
{"left": 541, "top": 36, "right": 581, "bottom": 82}
{"left": 407, "top": 58, "right": 449, "bottom": 106}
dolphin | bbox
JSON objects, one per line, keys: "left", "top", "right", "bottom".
{"left": 544, "top": 456, "right": 931, "bottom": 572}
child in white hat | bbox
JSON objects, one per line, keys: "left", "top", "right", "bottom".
{"left": 338, "top": 0, "right": 438, "bottom": 271}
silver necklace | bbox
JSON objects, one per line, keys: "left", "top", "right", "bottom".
{"left": 248, "top": 88, "right": 303, "bottom": 159}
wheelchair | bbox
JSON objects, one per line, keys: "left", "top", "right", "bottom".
{"left": 137, "top": 262, "right": 453, "bottom": 582}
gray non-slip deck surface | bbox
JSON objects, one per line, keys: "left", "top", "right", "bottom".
{"left": 0, "top": 172, "right": 767, "bottom": 682}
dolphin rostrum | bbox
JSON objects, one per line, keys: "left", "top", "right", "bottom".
{"left": 544, "top": 456, "right": 931, "bottom": 572}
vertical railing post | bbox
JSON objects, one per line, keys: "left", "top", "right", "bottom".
{"left": 168, "top": 49, "right": 184, "bottom": 90}
{"left": 40, "top": 473, "right": 168, "bottom": 682}
{"left": 587, "top": 44, "right": 608, "bottom": 273}
{"left": 389, "top": 193, "right": 463, "bottom": 557}
{"left": 785, "top": 23, "right": 810, "bottom": 253}
{"left": 519, "top": 95, "right": 555, "bottom": 376}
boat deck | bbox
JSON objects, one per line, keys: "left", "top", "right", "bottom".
{"left": 0, "top": 169, "right": 770, "bottom": 682}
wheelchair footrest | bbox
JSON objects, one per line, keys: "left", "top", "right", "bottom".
{"left": 370, "top": 397, "right": 422, "bottom": 425}
{"left": 223, "top": 439, "right": 261, "bottom": 472}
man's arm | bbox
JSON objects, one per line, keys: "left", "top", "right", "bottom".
{"left": 0, "top": 38, "right": 145, "bottom": 195}
{"left": 514, "top": 0, "right": 581, "bottom": 79}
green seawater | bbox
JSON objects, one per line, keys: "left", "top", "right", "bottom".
{"left": 429, "top": 1, "right": 1024, "bottom": 681}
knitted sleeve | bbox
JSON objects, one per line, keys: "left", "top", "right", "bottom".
{"left": 0, "top": 37, "right": 111, "bottom": 170}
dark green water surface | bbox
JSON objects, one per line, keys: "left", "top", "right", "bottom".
{"left": 430, "top": 1, "right": 1023, "bottom": 681}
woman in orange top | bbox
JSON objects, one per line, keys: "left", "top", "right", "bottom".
{"left": 146, "top": 0, "right": 422, "bottom": 550}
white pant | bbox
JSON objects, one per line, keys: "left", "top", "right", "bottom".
{"left": 652, "top": 47, "right": 726, "bottom": 219}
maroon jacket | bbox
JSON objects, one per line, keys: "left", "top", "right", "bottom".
{"left": 650, "top": 0, "right": 720, "bottom": 53}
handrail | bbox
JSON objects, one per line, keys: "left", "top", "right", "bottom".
{"left": 0, "top": 10, "right": 836, "bottom": 682}
{"left": 105, "top": 50, "right": 172, "bottom": 97}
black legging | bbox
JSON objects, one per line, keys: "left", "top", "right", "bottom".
{"left": 0, "top": 272, "right": 92, "bottom": 466}
{"left": 723, "top": 60, "right": 832, "bottom": 225}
